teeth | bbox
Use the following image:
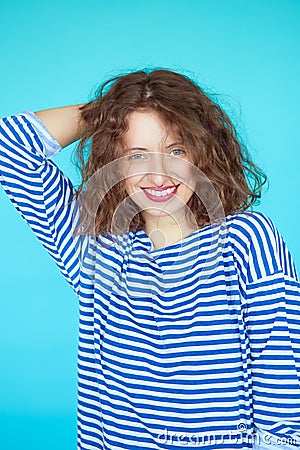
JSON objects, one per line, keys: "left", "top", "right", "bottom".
{"left": 144, "top": 186, "right": 176, "bottom": 197}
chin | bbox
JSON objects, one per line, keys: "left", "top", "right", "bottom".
{"left": 143, "top": 208, "right": 170, "bottom": 218}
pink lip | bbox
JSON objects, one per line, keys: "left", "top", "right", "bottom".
{"left": 141, "top": 185, "right": 179, "bottom": 202}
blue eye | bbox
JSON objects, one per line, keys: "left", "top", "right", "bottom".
{"left": 170, "top": 149, "right": 185, "bottom": 156}
{"left": 128, "top": 153, "right": 146, "bottom": 160}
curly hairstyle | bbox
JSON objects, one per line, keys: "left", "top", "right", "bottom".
{"left": 72, "top": 68, "right": 267, "bottom": 237}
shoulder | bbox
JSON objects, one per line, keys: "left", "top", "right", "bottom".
{"left": 224, "top": 210, "right": 288, "bottom": 283}
{"left": 225, "top": 210, "right": 277, "bottom": 241}
{"left": 225, "top": 210, "right": 279, "bottom": 263}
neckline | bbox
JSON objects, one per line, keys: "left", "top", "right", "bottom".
{"left": 136, "top": 221, "right": 217, "bottom": 255}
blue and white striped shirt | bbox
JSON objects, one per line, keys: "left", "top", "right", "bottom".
{"left": 1, "top": 111, "right": 300, "bottom": 450}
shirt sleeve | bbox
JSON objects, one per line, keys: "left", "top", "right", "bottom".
{"left": 230, "top": 211, "right": 300, "bottom": 438}
{"left": 0, "top": 110, "right": 84, "bottom": 296}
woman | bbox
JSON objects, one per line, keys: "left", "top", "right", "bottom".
{"left": 0, "top": 69, "right": 299, "bottom": 449}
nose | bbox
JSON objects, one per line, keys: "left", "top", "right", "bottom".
{"left": 147, "top": 152, "right": 171, "bottom": 186}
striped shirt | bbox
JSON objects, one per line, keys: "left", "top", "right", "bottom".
{"left": 1, "top": 110, "right": 300, "bottom": 450}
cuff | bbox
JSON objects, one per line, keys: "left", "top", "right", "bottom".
{"left": 22, "top": 110, "right": 62, "bottom": 159}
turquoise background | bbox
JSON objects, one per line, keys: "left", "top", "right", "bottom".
{"left": 0, "top": 1, "right": 299, "bottom": 449}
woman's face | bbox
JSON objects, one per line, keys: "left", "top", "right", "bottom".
{"left": 121, "top": 110, "right": 196, "bottom": 223}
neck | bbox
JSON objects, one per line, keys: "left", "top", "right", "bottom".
{"left": 142, "top": 211, "right": 199, "bottom": 250}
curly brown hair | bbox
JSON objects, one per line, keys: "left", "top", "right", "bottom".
{"left": 72, "top": 69, "right": 267, "bottom": 237}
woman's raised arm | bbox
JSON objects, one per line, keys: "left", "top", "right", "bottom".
{"left": 35, "top": 104, "right": 86, "bottom": 148}
{"left": 0, "top": 109, "right": 88, "bottom": 296}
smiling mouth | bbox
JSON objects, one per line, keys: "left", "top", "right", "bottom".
{"left": 141, "top": 185, "right": 179, "bottom": 202}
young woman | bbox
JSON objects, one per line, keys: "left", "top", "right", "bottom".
{"left": 1, "top": 69, "right": 299, "bottom": 450}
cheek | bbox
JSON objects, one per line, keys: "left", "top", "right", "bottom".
{"left": 179, "top": 185, "right": 194, "bottom": 204}
{"left": 124, "top": 176, "right": 140, "bottom": 195}
{"left": 167, "top": 157, "right": 195, "bottom": 181}
{"left": 174, "top": 166, "right": 197, "bottom": 194}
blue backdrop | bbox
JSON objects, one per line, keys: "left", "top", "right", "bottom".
{"left": 0, "top": 1, "right": 299, "bottom": 449}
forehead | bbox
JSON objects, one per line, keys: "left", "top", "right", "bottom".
{"left": 123, "top": 110, "right": 180, "bottom": 148}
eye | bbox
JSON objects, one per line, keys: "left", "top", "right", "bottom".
{"left": 170, "top": 148, "right": 185, "bottom": 157}
{"left": 128, "top": 153, "right": 146, "bottom": 160}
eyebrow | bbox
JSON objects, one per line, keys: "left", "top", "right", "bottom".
{"left": 124, "top": 142, "right": 184, "bottom": 152}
